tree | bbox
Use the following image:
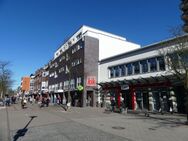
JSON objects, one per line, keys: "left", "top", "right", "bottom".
{"left": 181, "top": 0, "right": 188, "bottom": 32}
{"left": 0, "top": 61, "right": 13, "bottom": 99}
{"left": 159, "top": 27, "right": 188, "bottom": 123}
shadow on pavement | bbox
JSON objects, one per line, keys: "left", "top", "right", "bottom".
{"left": 125, "top": 112, "right": 186, "bottom": 130}
{"left": 13, "top": 115, "right": 37, "bottom": 141}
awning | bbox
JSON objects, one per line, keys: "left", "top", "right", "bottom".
{"left": 98, "top": 74, "right": 183, "bottom": 89}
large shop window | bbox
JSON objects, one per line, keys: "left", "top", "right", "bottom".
{"left": 133, "top": 62, "right": 140, "bottom": 74}
{"left": 157, "top": 57, "right": 165, "bottom": 71}
{"left": 119, "top": 65, "right": 126, "bottom": 76}
{"left": 149, "top": 58, "right": 157, "bottom": 72}
{"left": 114, "top": 66, "right": 120, "bottom": 77}
{"left": 127, "top": 63, "right": 132, "bottom": 75}
{"left": 140, "top": 60, "right": 148, "bottom": 73}
{"left": 110, "top": 68, "right": 114, "bottom": 78}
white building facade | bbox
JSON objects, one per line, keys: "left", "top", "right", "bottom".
{"left": 54, "top": 25, "right": 140, "bottom": 61}
{"left": 98, "top": 35, "right": 188, "bottom": 113}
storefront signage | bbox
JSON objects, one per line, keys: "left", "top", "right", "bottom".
{"left": 77, "top": 85, "right": 84, "bottom": 91}
{"left": 121, "top": 84, "right": 129, "bottom": 90}
{"left": 86, "top": 76, "right": 96, "bottom": 86}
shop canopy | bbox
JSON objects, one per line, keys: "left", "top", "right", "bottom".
{"left": 98, "top": 74, "right": 183, "bottom": 89}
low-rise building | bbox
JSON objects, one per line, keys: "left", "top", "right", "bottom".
{"left": 99, "top": 35, "right": 188, "bottom": 113}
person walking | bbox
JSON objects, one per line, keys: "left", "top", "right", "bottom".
{"left": 159, "top": 97, "right": 164, "bottom": 114}
{"left": 110, "top": 97, "right": 115, "bottom": 112}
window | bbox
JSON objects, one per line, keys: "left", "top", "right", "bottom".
{"left": 65, "top": 65, "right": 69, "bottom": 74}
{"left": 114, "top": 66, "right": 120, "bottom": 77}
{"left": 72, "top": 48, "right": 76, "bottom": 54}
{"left": 59, "top": 58, "right": 62, "bottom": 62}
{"left": 59, "top": 67, "right": 64, "bottom": 73}
{"left": 127, "top": 63, "right": 132, "bottom": 75}
{"left": 68, "top": 41, "right": 72, "bottom": 46}
{"left": 55, "top": 84, "right": 58, "bottom": 91}
{"left": 54, "top": 62, "right": 58, "bottom": 68}
{"left": 66, "top": 53, "right": 69, "bottom": 61}
{"left": 133, "top": 62, "right": 140, "bottom": 74}
{"left": 59, "top": 82, "right": 63, "bottom": 90}
{"left": 76, "top": 32, "right": 82, "bottom": 40}
{"left": 77, "top": 45, "right": 80, "bottom": 50}
{"left": 54, "top": 71, "right": 58, "bottom": 78}
{"left": 79, "top": 58, "right": 82, "bottom": 64}
{"left": 140, "top": 60, "right": 148, "bottom": 73}
{"left": 157, "top": 57, "right": 165, "bottom": 71}
{"left": 62, "top": 55, "right": 65, "bottom": 60}
{"left": 76, "top": 77, "right": 82, "bottom": 87}
{"left": 80, "top": 44, "right": 83, "bottom": 48}
{"left": 70, "top": 79, "right": 75, "bottom": 89}
{"left": 72, "top": 61, "right": 75, "bottom": 67}
{"left": 75, "top": 59, "right": 80, "bottom": 65}
{"left": 109, "top": 68, "right": 114, "bottom": 78}
{"left": 149, "top": 58, "right": 157, "bottom": 72}
{"left": 119, "top": 65, "right": 126, "bottom": 76}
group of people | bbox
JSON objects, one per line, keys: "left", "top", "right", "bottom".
{"left": 40, "top": 96, "right": 50, "bottom": 107}
{"left": 4, "top": 95, "right": 17, "bottom": 106}
{"left": 159, "top": 96, "right": 175, "bottom": 114}
{"left": 110, "top": 94, "right": 126, "bottom": 113}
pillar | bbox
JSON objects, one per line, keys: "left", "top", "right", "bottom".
{"left": 131, "top": 87, "right": 136, "bottom": 111}
{"left": 169, "top": 88, "right": 177, "bottom": 112}
{"left": 116, "top": 88, "right": 121, "bottom": 108}
{"left": 148, "top": 88, "right": 154, "bottom": 111}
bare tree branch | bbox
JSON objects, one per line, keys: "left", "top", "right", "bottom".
{"left": 0, "top": 61, "right": 13, "bottom": 98}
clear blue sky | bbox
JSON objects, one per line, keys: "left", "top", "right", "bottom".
{"left": 0, "top": 0, "right": 182, "bottom": 89}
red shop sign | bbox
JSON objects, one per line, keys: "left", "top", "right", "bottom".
{"left": 86, "top": 76, "right": 96, "bottom": 86}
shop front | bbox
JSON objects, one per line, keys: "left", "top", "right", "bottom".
{"left": 99, "top": 75, "right": 183, "bottom": 113}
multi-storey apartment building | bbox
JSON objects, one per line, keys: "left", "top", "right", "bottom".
{"left": 29, "top": 74, "right": 35, "bottom": 95}
{"left": 98, "top": 35, "right": 188, "bottom": 113}
{"left": 33, "top": 65, "right": 49, "bottom": 95}
{"left": 48, "top": 25, "right": 140, "bottom": 107}
{"left": 41, "top": 64, "right": 49, "bottom": 93}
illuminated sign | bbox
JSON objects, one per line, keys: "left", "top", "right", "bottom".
{"left": 77, "top": 85, "right": 83, "bottom": 91}
{"left": 86, "top": 76, "right": 96, "bottom": 86}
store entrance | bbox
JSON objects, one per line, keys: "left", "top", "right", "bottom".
{"left": 86, "top": 91, "right": 94, "bottom": 107}
{"left": 142, "top": 92, "right": 149, "bottom": 110}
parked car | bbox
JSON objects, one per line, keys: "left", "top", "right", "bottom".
{"left": 0, "top": 98, "right": 4, "bottom": 106}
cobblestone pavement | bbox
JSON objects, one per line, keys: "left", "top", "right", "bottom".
{"left": 0, "top": 103, "right": 188, "bottom": 141}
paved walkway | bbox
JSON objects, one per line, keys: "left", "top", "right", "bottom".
{"left": 0, "top": 103, "right": 188, "bottom": 141}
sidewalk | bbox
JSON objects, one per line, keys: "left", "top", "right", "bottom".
{"left": 1, "top": 103, "right": 188, "bottom": 141}
{"left": 0, "top": 106, "right": 5, "bottom": 110}
{"left": 124, "top": 109, "right": 187, "bottom": 125}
